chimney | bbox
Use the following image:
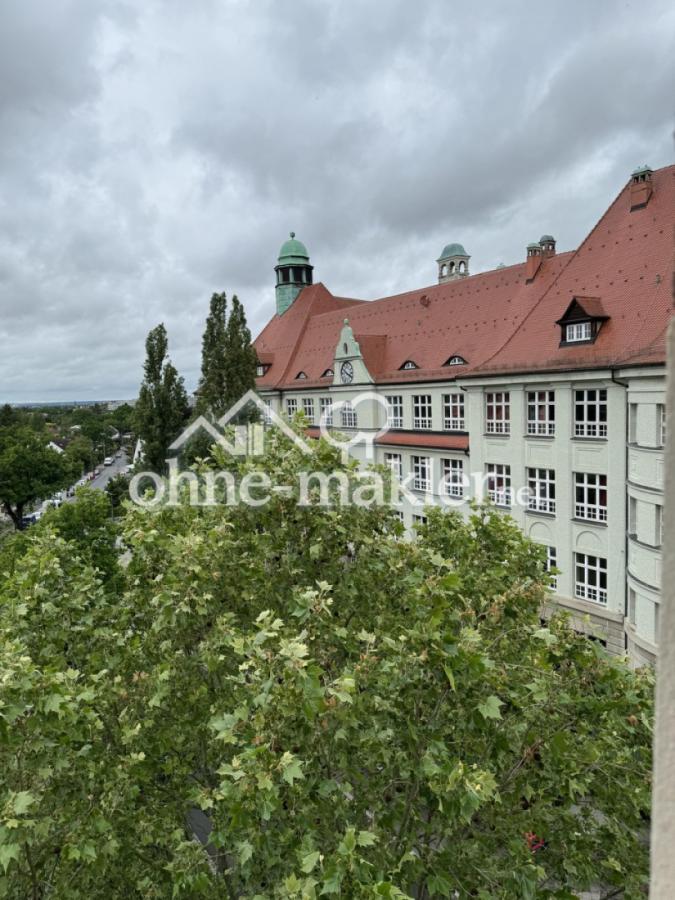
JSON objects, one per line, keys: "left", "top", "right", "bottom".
{"left": 630, "top": 165, "right": 653, "bottom": 211}
{"left": 539, "top": 235, "right": 556, "bottom": 259}
{"left": 525, "top": 242, "right": 542, "bottom": 282}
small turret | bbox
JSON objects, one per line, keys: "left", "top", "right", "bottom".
{"left": 275, "top": 232, "right": 313, "bottom": 315}
{"left": 437, "top": 243, "right": 470, "bottom": 283}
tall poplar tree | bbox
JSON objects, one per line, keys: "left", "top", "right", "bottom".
{"left": 134, "top": 324, "right": 189, "bottom": 473}
{"left": 196, "top": 292, "right": 229, "bottom": 417}
{"left": 197, "top": 293, "right": 258, "bottom": 418}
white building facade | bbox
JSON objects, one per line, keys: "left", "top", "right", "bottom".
{"left": 254, "top": 165, "right": 673, "bottom": 664}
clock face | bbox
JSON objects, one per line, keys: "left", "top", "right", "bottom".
{"left": 340, "top": 361, "right": 354, "bottom": 384}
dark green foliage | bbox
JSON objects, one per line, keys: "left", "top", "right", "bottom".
{"left": 134, "top": 323, "right": 189, "bottom": 473}
{"left": 0, "top": 426, "right": 71, "bottom": 528}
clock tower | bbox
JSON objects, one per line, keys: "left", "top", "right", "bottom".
{"left": 275, "top": 232, "right": 313, "bottom": 315}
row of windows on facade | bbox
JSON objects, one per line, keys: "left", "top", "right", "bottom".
{"left": 382, "top": 452, "right": 649, "bottom": 531}
{"left": 407, "top": 514, "right": 606, "bottom": 608}
{"left": 279, "top": 391, "right": 666, "bottom": 445}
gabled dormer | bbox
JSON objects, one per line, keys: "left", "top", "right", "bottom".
{"left": 556, "top": 297, "right": 608, "bottom": 346}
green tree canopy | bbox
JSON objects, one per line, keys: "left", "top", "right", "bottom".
{"left": 134, "top": 323, "right": 189, "bottom": 473}
{"left": 197, "top": 292, "right": 258, "bottom": 419}
{"left": 0, "top": 428, "right": 652, "bottom": 897}
{"left": 0, "top": 426, "right": 71, "bottom": 529}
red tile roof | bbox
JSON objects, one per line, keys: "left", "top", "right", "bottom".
{"left": 255, "top": 165, "right": 674, "bottom": 387}
{"left": 375, "top": 431, "right": 469, "bottom": 451}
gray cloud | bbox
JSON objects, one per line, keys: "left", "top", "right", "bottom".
{"left": 0, "top": 0, "right": 673, "bottom": 402}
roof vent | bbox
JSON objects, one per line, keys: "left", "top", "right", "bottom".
{"left": 630, "top": 165, "right": 653, "bottom": 211}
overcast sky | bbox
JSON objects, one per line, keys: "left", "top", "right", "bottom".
{"left": 0, "top": 0, "right": 673, "bottom": 402}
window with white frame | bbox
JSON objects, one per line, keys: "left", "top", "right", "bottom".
{"left": 527, "top": 390, "right": 555, "bottom": 436}
{"left": 386, "top": 395, "right": 403, "bottom": 429}
{"left": 546, "top": 546, "right": 558, "bottom": 589}
{"left": 443, "top": 393, "right": 465, "bottom": 430}
{"left": 574, "top": 388, "right": 607, "bottom": 438}
{"left": 485, "top": 392, "right": 510, "bottom": 434}
{"left": 574, "top": 552, "right": 607, "bottom": 605}
{"left": 302, "top": 397, "right": 315, "bottom": 424}
{"left": 286, "top": 398, "right": 298, "bottom": 417}
{"left": 629, "top": 496, "right": 637, "bottom": 535}
{"left": 319, "top": 397, "right": 333, "bottom": 426}
{"left": 340, "top": 401, "right": 357, "bottom": 428}
{"left": 412, "top": 513, "right": 428, "bottom": 526}
{"left": 565, "top": 322, "right": 592, "bottom": 342}
{"left": 486, "top": 463, "right": 511, "bottom": 506}
{"left": 659, "top": 404, "right": 666, "bottom": 447}
{"left": 262, "top": 400, "right": 272, "bottom": 424}
{"left": 441, "top": 458, "right": 464, "bottom": 498}
{"left": 412, "top": 395, "right": 433, "bottom": 430}
{"left": 412, "top": 455, "right": 431, "bottom": 492}
{"left": 527, "top": 468, "right": 556, "bottom": 514}
{"left": 256, "top": 364, "right": 265, "bottom": 377}
{"left": 574, "top": 472, "right": 607, "bottom": 522}
{"left": 384, "top": 452, "right": 403, "bottom": 480}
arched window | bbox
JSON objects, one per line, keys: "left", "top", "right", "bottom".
{"left": 400, "top": 360, "right": 418, "bottom": 370}
{"left": 440, "top": 263, "right": 447, "bottom": 277}
{"left": 444, "top": 355, "right": 466, "bottom": 366}
{"left": 322, "top": 368, "right": 334, "bottom": 378}
{"left": 458, "top": 261, "right": 466, "bottom": 273}
{"left": 449, "top": 261, "right": 455, "bottom": 273}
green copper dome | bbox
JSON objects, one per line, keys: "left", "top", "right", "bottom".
{"left": 539, "top": 234, "right": 555, "bottom": 243}
{"left": 278, "top": 232, "right": 310, "bottom": 264}
{"left": 438, "top": 242, "right": 468, "bottom": 261}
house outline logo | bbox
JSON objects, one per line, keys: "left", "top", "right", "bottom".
{"left": 168, "top": 389, "right": 313, "bottom": 456}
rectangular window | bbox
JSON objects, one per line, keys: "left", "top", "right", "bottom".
{"left": 412, "top": 395, "right": 433, "bottom": 430}
{"left": 443, "top": 393, "right": 465, "bottom": 431}
{"left": 412, "top": 514, "right": 428, "bottom": 526}
{"left": 412, "top": 455, "right": 431, "bottom": 492}
{"left": 341, "top": 401, "right": 357, "bottom": 428}
{"left": 286, "top": 398, "right": 298, "bottom": 417}
{"left": 486, "top": 463, "right": 511, "bottom": 506}
{"left": 485, "top": 392, "right": 510, "bottom": 434}
{"left": 656, "top": 504, "right": 664, "bottom": 547}
{"left": 629, "top": 403, "right": 638, "bottom": 444}
{"left": 574, "top": 388, "right": 607, "bottom": 438}
{"left": 441, "top": 458, "right": 464, "bottom": 498}
{"left": 386, "top": 395, "right": 403, "bottom": 429}
{"left": 547, "top": 546, "right": 558, "bottom": 590}
{"left": 574, "top": 472, "right": 608, "bottom": 522}
{"left": 659, "top": 404, "right": 666, "bottom": 447}
{"left": 628, "top": 588, "right": 636, "bottom": 625}
{"left": 527, "top": 468, "right": 556, "bottom": 514}
{"left": 566, "top": 321, "right": 592, "bottom": 342}
{"left": 319, "top": 397, "right": 333, "bottom": 426}
{"left": 575, "top": 552, "right": 608, "bottom": 605}
{"left": 256, "top": 364, "right": 265, "bottom": 377}
{"left": 384, "top": 452, "right": 403, "bottom": 480}
{"left": 629, "top": 497, "right": 637, "bottom": 535}
{"left": 527, "top": 390, "right": 555, "bottom": 436}
{"left": 302, "top": 397, "right": 315, "bottom": 424}
{"left": 262, "top": 400, "right": 272, "bottom": 424}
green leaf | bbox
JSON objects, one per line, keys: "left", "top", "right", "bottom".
{"left": 0, "top": 843, "right": 20, "bottom": 873}
{"left": 12, "top": 791, "right": 35, "bottom": 815}
{"left": 301, "top": 850, "right": 321, "bottom": 873}
{"left": 356, "top": 830, "right": 377, "bottom": 847}
{"left": 477, "top": 695, "right": 503, "bottom": 720}
{"left": 237, "top": 840, "right": 253, "bottom": 865}
{"left": 281, "top": 758, "right": 304, "bottom": 785}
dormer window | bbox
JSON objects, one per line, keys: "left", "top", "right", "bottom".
{"left": 556, "top": 297, "right": 608, "bottom": 347}
{"left": 256, "top": 363, "right": 270, "bottom": 377}
{"left": 321, "top": 368, "right": 334, "bottom": 378}
{"left": 296, "top": 371, "right": 308, "bottom": 380}
{"left": 400, "top": 360, "right": 418, "bottom": 370}
{"left": 444, "top": 355, "right": 466, "bottom": 366}
{"left": 565, "top": 322, "right": 592, "bottom": 343}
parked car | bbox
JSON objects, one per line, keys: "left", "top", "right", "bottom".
{"left": 104, "top": 456, "right": 114, "bottom": 466}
